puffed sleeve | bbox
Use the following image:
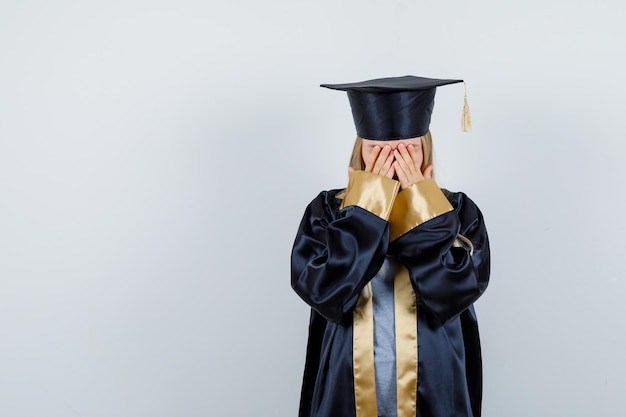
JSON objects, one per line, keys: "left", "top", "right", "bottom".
{"left": 291, "top": 171, "right": 400, "bottom": 323}
{"left": 388, "top": 180, "right": 490, "bottom": 325}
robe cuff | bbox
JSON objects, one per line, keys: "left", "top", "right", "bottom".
{"left": 389, "top": 179, "right": 454, "bottom": 241}
{"left": 340, "top": 171, "right": 400, "bottom": 221}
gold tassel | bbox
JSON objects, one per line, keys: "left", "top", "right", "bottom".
{"left": 461, "top": 81, "right": 472, "bottom": 132}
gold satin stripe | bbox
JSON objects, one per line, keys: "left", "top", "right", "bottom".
{"left": 341, "top": 171, "right": 400, "bottom": 220}
{"left": 353, "top": 283, "right": 377, "bottom": 417}
{"left": 394, "top": 265, "right": 418, "bottom": 417}
{"left": 388, "top": 179, "right": 454, "bottom": 241}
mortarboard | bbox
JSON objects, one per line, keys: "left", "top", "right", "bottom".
{"left": 321, "top": 75, "right": 470, "bottom": 141}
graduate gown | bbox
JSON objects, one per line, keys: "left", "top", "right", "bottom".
{"left": 291, "top": 171, "right": 490, "bottom": 417}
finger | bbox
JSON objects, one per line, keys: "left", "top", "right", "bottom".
{"left": 381, "top": 150, "right": 395, "bottom": 175}
{"left": 423, "top": 165, "right": 434, "bottom": 180}
{"left": 396, "top": 143, "right": 414, "bottom": 174}
{"left": 373, "top": 145, "right": 392, "bottom": 174}
{"left": 393, "top": 148, "right": 411, "bottom": 175}
{"left": 365, "top": 145, "right": 381, "bottom": 172}
{"left": 365, "top": 146, "right": 381, "bottom": 172}
{"left": 407, "top": 144, "right": 423, "bottom": 170}
{"left": 393, "top": 161, "right": 409, "bottom": 188}
{"left": 349, "top": 166, "right": 356, "bottom": 173}
{"left": 385, "top": 164, "right": 395, "bottom": 179}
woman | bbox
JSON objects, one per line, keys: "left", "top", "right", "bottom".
{"left": 291, "top": 76, "right": 490, "bottom": 417}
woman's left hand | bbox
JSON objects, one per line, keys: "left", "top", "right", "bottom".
{"left": 393, "top": 143, "right": 433, "bottom": 190}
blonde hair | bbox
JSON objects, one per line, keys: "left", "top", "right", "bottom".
{"left": 350, "top": 131, "right": 434, "bottom": 179}
{"left": 348, "top": 131, "right": 474, "bottom": 255}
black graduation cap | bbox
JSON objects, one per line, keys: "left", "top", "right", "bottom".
{"left": 321, "top": 75, "right": 470, "bottom": 141}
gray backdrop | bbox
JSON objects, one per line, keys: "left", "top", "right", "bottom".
{"left": 1, "top": 0, "right": 625, "bottom": 416}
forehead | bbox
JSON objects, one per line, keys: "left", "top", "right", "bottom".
{"left": 361, "top": 137, "right": 422, "bottom": 147}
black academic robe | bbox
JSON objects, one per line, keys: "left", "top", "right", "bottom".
{"left": 291, "top": 180, "right": 490, "bottom": 417}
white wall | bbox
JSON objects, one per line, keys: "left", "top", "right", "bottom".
{"left": 1, "top": 0, "right": 624, "bottom": 416}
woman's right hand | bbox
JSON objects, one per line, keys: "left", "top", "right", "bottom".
{"left": 362, "top": 144, "right": 395, "bottom": 179}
